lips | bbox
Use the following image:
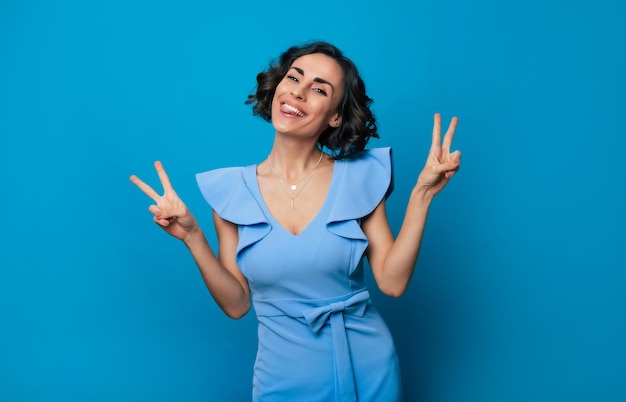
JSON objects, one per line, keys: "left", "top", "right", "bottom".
{"left": 280, "top": 102, "right": 305, "bottom": 117}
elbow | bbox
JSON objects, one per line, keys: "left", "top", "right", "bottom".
{"left": 379, "top": 283, "right": 408, "bottom": 298}
{"left": 382, "top": 289, "right": 406, "bottom": 299}
{"left": 222, "top": 302, "right": 251, "bottom": 320}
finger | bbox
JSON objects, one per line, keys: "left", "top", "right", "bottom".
{"left": 431, "top": 113, "right": 442, "bottom": 150}
{"left": 130, "top": 175, "right": 161, "bottom": 201}
{"left": 427, "top": 149, "right": 460, "bottom": 169}
{"left": 153, "top": 215, "right": 171, "bottom": 227}
{"left": 433, "top": 155, "right": 461, "bottom": 175}
{"left": 445, "top": 165, "right": 460, "bottom": 179}
{"left": 148, "top": 204, "right": 161, "bottom": 216}
{"left": 450, "top": 150, "right": 462, "bottom": 163}
{"left": 442, "top": 116, "right": 459, "bottom": 153}
{"left": 149, "top": 204, "right": 177, "bottom": 220}
{"left": 154, "top": 161, "right": 174, "bottom": 192}
{"left": 433, "top": 159, "right": 460, "bottom": 176}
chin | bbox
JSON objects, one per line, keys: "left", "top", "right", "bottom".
{"left": 272, "top": 117, "right": 301, "bottom": 134}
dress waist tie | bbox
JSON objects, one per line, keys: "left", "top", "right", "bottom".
{"left": 253, "top": 289, "right": 371, "bottom": 402}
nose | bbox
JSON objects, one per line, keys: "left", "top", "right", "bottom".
{"left": 290, "top": 87, "right": 304, "bottom": 100}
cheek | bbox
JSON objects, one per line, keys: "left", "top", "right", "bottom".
{"left": 323, "top": 99, "right": 341, "bottom": 119}
{"left": 270, "top": 91, "right": 282, "bottom": 112}
{"left": 271, "top": 82, "right": 288, "bottom": 104}
{"left": 274, "top": 79, "right": 289, "bottom": 95}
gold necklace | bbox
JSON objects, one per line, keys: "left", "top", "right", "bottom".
{"left": 267, "top": 151, "right": 324, "bottom": 209}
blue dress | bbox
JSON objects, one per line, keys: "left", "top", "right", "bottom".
{"left": 196, "top": 148, "right": 402, "bottom": 402}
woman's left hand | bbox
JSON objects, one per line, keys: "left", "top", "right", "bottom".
{"left": 415, "top": 113, "right": 461, "bottom": 198}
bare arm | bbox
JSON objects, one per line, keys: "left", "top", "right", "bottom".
{"left": 130, "top": 161, "right": 250, "bottom": 319}
{"left": 182, "top": 215, "right": 250, "bottom": 319}
{"left": 362, "top": 113, "right": 461, "bottom": 297}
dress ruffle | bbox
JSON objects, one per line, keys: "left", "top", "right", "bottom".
{"left": 325, "top": 147, "right": 393, "bottom": 244}
{"left": 195, "top": 147, "right": 393, "bottom": 260}
{"left": 195, "top": 167, "right": 271, "bottom": 258}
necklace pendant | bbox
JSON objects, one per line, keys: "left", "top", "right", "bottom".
{"left": 290, "top": 184, "right": 297, "bottom": 190}
{"left": 290, "top": 199, "right": 295, "bottom": 209}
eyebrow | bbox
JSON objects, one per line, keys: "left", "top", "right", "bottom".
{"left": 291, "top": 66, "right": 335, "bottom": 92}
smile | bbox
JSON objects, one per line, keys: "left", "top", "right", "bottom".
{"left": 281, "top": 103, "right": 305, "bottom": 117}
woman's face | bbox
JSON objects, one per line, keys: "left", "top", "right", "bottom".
{"left": 271, "top": 53, "right": 344, "bottom": 139}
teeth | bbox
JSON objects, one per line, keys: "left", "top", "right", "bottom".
{"left": 283, "top": 103, "right": 304, "bottom": 117}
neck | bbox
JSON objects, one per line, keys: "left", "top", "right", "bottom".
{"left": 268, "top": 135, "right": 323, "bottom": 179}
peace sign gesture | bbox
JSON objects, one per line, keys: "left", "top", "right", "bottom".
{"left": 416, "top": 113, "right": 462, "bottom": 198}
{"left": 130, "top": 161, "right": 198, "bottom": 241}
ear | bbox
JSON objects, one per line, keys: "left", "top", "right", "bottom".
{"left": 328, "top": 112, "right": 342, "bottom": 128}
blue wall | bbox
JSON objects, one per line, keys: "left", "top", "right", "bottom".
{"left": 1, "top": 0, "right": 624, "bottom": 401}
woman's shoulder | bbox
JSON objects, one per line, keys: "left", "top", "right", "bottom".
{"left": 196, "top": 165, "right": 247, "bottom": 185}
{"left": 327, "top": 147, "right": 393, "bottom": 223}
{"left": 350, "top": 146, "right": 391, "bottom": 160}
{"left": 195, "top": 165, "right": 265, "bottom": 225}
{"left": 338, "top": 147, "right": 392, "bottom": 180}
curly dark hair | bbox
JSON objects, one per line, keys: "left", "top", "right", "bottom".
{"left": 245, "top": 41, "right": 378, "bottom": 160}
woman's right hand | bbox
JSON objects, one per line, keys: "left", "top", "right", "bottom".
{"left": 130, "top": 161, "right": 198, "bottom": 241}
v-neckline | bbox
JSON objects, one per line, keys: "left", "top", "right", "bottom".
{"left": 247, "top": 159, "right": 341, "bottom": 237}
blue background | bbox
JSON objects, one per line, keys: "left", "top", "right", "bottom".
{"left": 1, "top": 0, "right": 624, "bottom": 401}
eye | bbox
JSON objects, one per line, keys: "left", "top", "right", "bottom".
{"left": 286, "top": 75, "right": 299, "bottom": 82}
{"left": 313, "top": 87, "right": 328, "bottom": 96}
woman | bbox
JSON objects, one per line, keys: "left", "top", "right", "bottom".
{"left": 130, "top": 41, "right": 461, "bottom": 401}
